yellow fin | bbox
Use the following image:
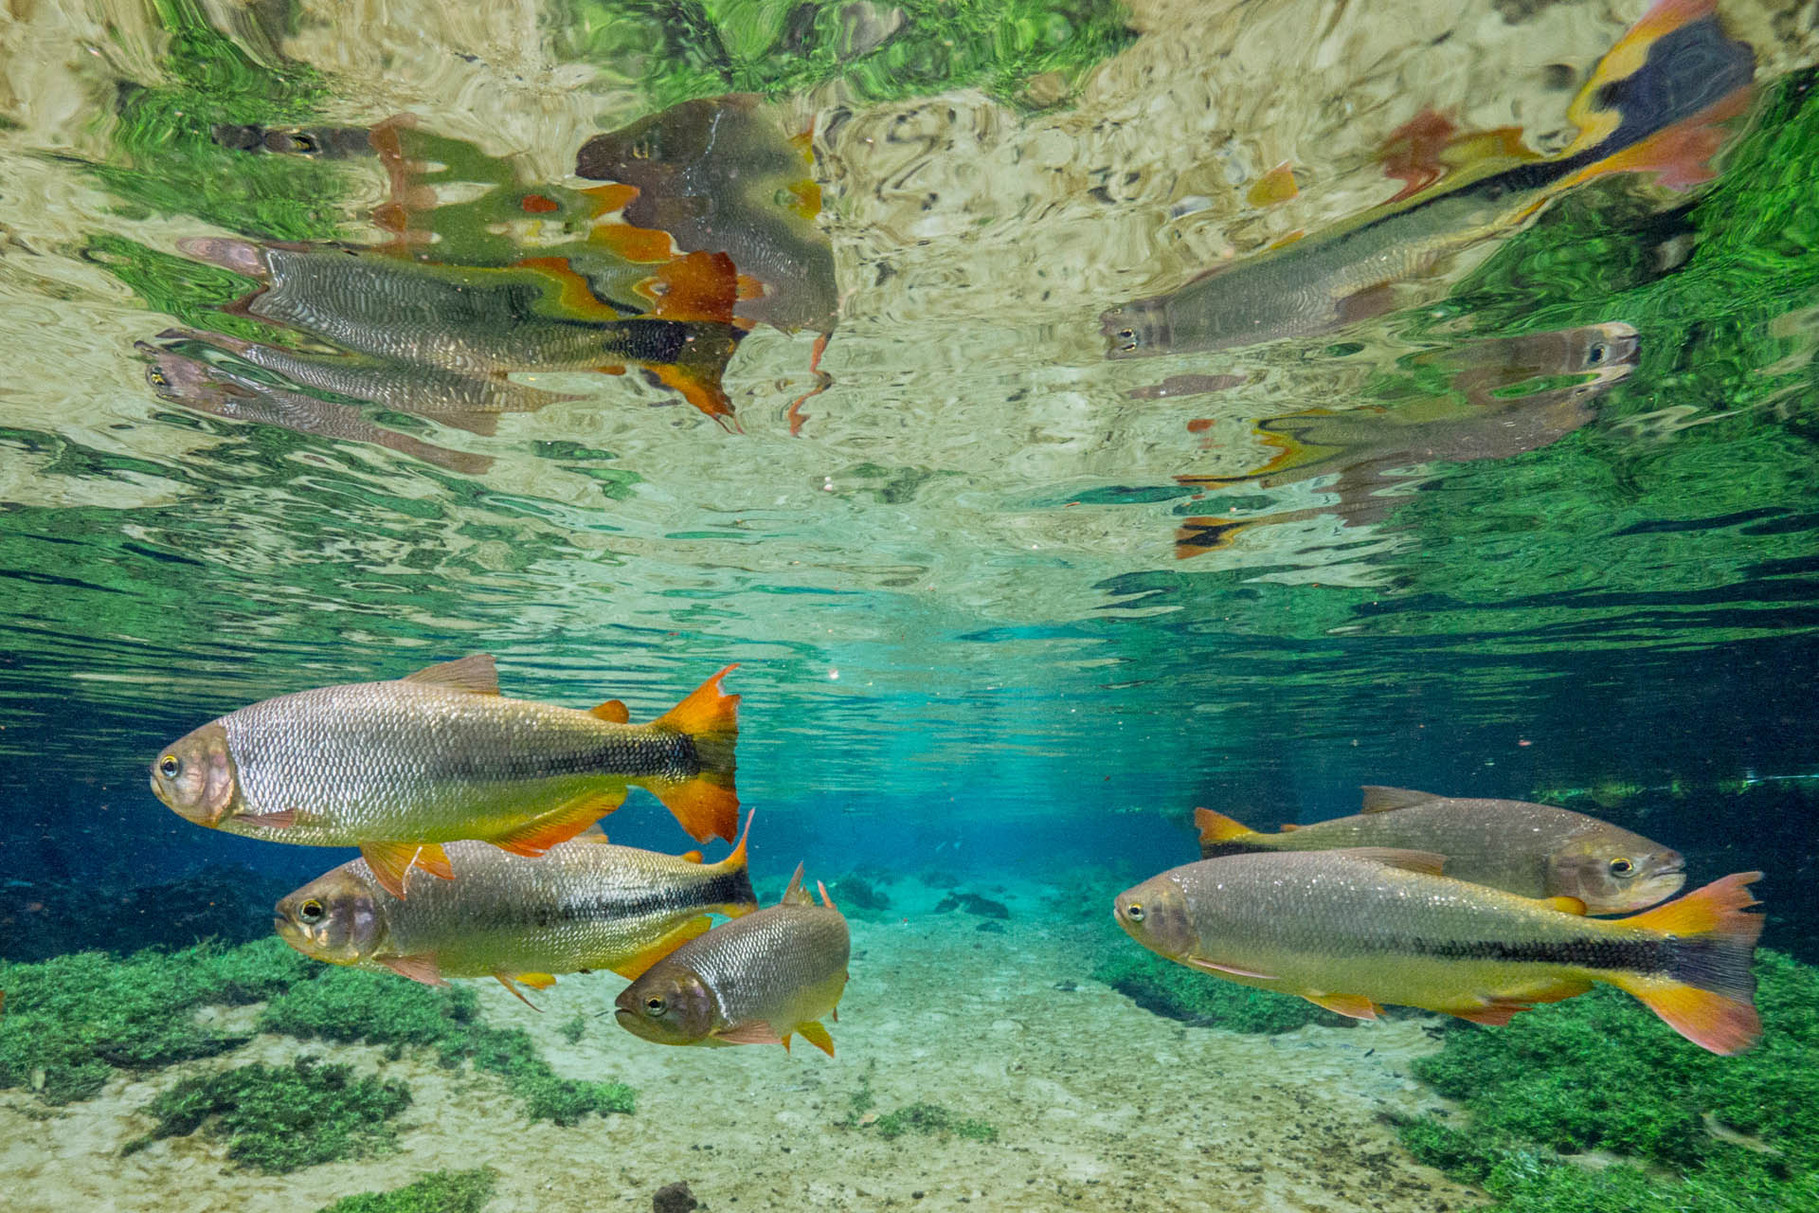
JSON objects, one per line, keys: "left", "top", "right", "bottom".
{"left": 1195, "top": 807, "right": 1259, "bottom": 846}
{"left": 680, "top": 850, "right": 704, "bottom": 864}
{"left": 590, "top": 699, "right": 630, "bottom": 724}
{"left": 402, "top": 654, "right": 500, "bottom": 695}
{"left": 1543, "top": 896, "right": 1589, "bottom": 915}
{"left": 646, "top": 665, "right": 740, "bottom": 842}
{"left": 608, "top": 916, "right": 712, "bottom": 981}
{"left": 492, "top": 971, "right": 545, "bottom": 1010}
{"left": 361, "top": 840, "right": 455, "bottom": 900}
{"left": 488, "top": 790, "right": 625, "bottom": 857}
{"left": 797, "top": 1020, "right": 835, "bottom": 1057}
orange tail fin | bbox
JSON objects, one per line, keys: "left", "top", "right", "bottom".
{"left": 647, "top": 665, "right": 740, "bottom": 842}
{"left": 1615, "top": 871, "right": 1765, "bottom": 1055}
{"left": 1195, "top": 807, "right": 1264, "bottom": 857}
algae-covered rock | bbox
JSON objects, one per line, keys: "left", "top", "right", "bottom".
{"left": 1399, "top": 950, "right": 1819, "bottom": 1212}
{"left": 870, "top": 1101, "right": 999, "bottom": 1142}
{"left": 317, "top": 1167, "right": 499, "bottom": 1213}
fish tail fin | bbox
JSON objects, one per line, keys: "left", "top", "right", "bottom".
{"left": 648, "top": 665, "right": 740, "bottom": 842}
{"left": 1614, "top": 871, "right": 1765, "bottom": 1055}
{"left": 1555, "top": 0, "right": 1754, "bottom": 192}
{"left": 707, "top": 811, "right": 759, "bottom": 916}
{"left": 1195, "top": 807, "right": 1265, "bottom": 856}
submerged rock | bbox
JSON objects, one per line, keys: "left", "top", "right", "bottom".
{"left": 652, "top": 1181, "right": 698, "bottom": 1213}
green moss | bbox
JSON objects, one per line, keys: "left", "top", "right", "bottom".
{"left": 870, "top": 1102, "right": 999, "bottom": 1143}
{"left": 84, "top": 0, "right": 347, "bottom": 240}
{"left": 124, "top": 1055, "right": 410, "bottom": 1173}
{"left": 1399, "top": 951, "right": 1819, "bottom": 1212}
{"left": 1091, "top": 947, "right": 1353, "bottom": 1033}
{"left": 316, "top": 1167, "right": 499, "bottom": 1213}
{"left": 0, "top": 938, "right": 312, "bottom": 1104}
{"left": 558, "top": 1014, "right": 587, "bottom": 1045}
{"left": 555, "top": 0, "right": 1138, "bottom": 111}
{"left": 262, "top": 965, "right": 633, "bottom": 1124}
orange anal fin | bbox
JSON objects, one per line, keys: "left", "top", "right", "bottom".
{"left": 1185, "top": 956, "right": 1278, "bottom": 981}
{"left": 607, "top": 916, "right": 713, "bottom": 981}
{"left": 590, "top": 699, "right": 630, "bottom": 723}
{"left": 378, "top": 953, "right": 446, "bottom": 987}
{"left": 489, "top": 791, "right": 626, "bottom": 857}
{"left": 1303, "top": 992, "right": 1381, "bottom": 1020}
{"left": 797, "top": 1020, "right": 835, "bottom": 1057}
{"left": 1449, "top": 1001, "right": 1534, "bottom": 1027}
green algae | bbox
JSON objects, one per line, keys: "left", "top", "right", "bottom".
{"left": 1399, "top": 951, "right": 1819, "bottom": 1212}
{"left": 0, "top": 937, "right": 311, "bottom": 1104}
{"left": 1091, "top": 947, "right": 1353, "bottom": 1034}
{"left": 85, "top": 0, "right": 347, "bottom": 241}
{"left": 870, "top": 1101, "right": 999, "bottom": 1142}
{"left": 317, "top": 1167, "right": 500, "bottom": 1213}
{"left": 124, "top": 1055, "right": 410, "bottom": 1173}
{"left": 556, "top": 0, "right": 1138, "bottom": 111}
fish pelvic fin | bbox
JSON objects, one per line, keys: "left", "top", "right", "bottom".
{"left": 1359, "top": 786, "right": 1438, "bottom": 813}
{"left": 780, "top": 862, "right": 811, "bottom": 906}
{"left": 402, "top": 653, "right": 500, "bottom": 695}
{"left": 1614, "top": 871, "right": 1765, "bottom": 1055}
{"left": 494, "top": 971, "right": 556, "bottom": 1010}
{"left": 648, "top": 665, "right": 740, "bottom": 842}
{"left": 1302, "top": 992, "right": 1380, "bottom": 1020}
{"left": 797, "top": 1020, "right": 835, "bottom": 1057}
{"left": 1194, "top": 807, "right": 1264, "bottom": 856}
{"left": 489, "top": 790, "right": 626, "bottom": 857}
{"left": 607, "top": 915, "right": 713, "bottom": 982}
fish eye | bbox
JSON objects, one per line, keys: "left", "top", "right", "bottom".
{"left": 1587, "top": 342, "right": 1608, "bottom": 365}
{"left": 644, "top": 996, "right": 667, "bottom": 1016}
{"left": 1609, "top": 857, "right": 1635, "bottom": 877}
{"left": 1125, "top": 903, "right": 1145, "bottom": 922}
{"left": 158, "top": 755, "right": 180, "bottom": 778}
{"left": 299, "top": 899, "right": 325, "bottom": 923}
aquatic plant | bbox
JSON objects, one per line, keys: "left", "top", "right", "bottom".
{"left": 870, "top": 1102, "right": 999, "bottom": 1143}
{"left": 317, "top": 1167, "right": 499, "bottom": 1213}
{"left": 1399, "top": 950, "right": 1819, "bottom": 1211}
{"left": 559, "top": 1013, "right": 587, "bottom": 1045}
{"left": 125, "top": 1055, "right": 411, "bottom": 1173}
{"left": 86, "top": 0, "right": 347, "bottom": 241}
{"left": 262, "top": 964, "right": 633, "bottom": 1124}
{"left": 1091, "top": 947, "right": 1352, "bottom": 1034}
{"left": 0, "top": 937, "right": 311, "bottom": 1104}
{"left": 830, "top": 874, "right": 892, "bottom": 912}
{"left": 555, "top": 0, "right": 1138, "bottom": 111}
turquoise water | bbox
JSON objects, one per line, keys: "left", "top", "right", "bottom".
{"left": 1, "top": 1, "right": 1817, "bottom": 1210}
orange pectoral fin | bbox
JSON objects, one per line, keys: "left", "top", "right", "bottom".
{"left": 1302, "top": 992, "right": 1381, "bottom": 1020}
{"left": 488, "top": 791, "right": 627, "bottom": 858}
{"left": 378, "top": 953, "right": 447, "bottom": 987}
{"left": 607, "top": 916, "right": 712, "bottom": 981}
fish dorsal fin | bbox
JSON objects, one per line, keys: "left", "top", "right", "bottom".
{"left": 404, "top": 654, "right": 500, "bottom": 695}
{"left": 1342, "top": 847, "right": 1448, "bottom": 876}
{"left": 1360, "top": 785, "right": 1437, "bottom": 814}
{"left": 590, "top": 699, "right": 630, "bottom": 723}
{"left": 1542, "top": 896, "right": 1589, "bottom": 915}
{"left": 780, "top": 862, "right": 811, "bottom": 906}
{"left": 576, "top": 823, "right": 609, "bottom": 842}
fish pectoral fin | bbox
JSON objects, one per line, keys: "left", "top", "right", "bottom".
{"left": 361, "top": 840, "right": 454, "bottom": 899}
{"left": 1359, "top": 786, "right": 1436, "bottom": 813}
{"left": 607, "top": 916, "right": 713, "bottom": 981}
{"left": 796, "top": 1021, "right": 835, "bottom": 1057}
{"left": 589, "top": 699, "right": 630, "bottom": 724}
{"left": 379, "top": 953, "right": 447, "bottom": 987}
{"left": 402, "top": 653, "right": 500, "bottom": 695}
{"left": 239, "top": 808, "right": 298, "bottom": 829}
{"left": 489, "top": 791, "right": 626, "bottom": 858}
{"left": 716, "top": 1019, "right": 784, "bottom": 1047}
{"left": 1339, "top": 847, "right": 1448, "bottom": 877}
{"left": 1184, "top": 956, "right": 1278, "bottom": 981}
{"left": 1542, "top": 895, "right": 1589, "bottom": 915}
{"left": 1302, "top": 992, "right": 1381, "bottom": 1020}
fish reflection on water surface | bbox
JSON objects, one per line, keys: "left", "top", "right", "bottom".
{"left": 1101, "top": 0, "right": 1755, "bottom": 359}
{"left": 1174, "top": 322, "right": 1638, "bottom": 556}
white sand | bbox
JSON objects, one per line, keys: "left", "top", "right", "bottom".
{"left": 0, "top": 879, "right": 1483, "bottom": 1212}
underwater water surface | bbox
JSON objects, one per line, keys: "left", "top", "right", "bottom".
{"left": 1, "top": 0, "right": 1818, "bottom": 1210}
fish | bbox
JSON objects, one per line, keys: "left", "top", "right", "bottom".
{"left": 1101, "top": 0, "right": 1754, "bottom": 358}
{"left": 273, "top": 818, "right": 758, "bottom": 1003}
{"left": 141, "top": 346, "right": 494, "bottom": 475}
{"left": 614, "top": 862, "right": 849, "bottom": 1056}
{"left": 149, "top": 654, "right": 739, "bottom": 899}
{"left": 1114, "top": 850, "right": 1763, "bottom": 1055}
{"left": 1195, "top": 784, "right": 1685, "bottom": 914}
{"left": 1173, "top": 322, "right": 1637, "bottom": 556}
{"left": 177, "top": 237, "right": 747, "bottom": 423}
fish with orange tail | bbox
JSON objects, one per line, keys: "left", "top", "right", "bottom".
{"left": 615, "top": 863, "right": 849, "bottom": 1056}
{"left": 150, "top": 655, "right": 739, "bottom": 899}
{"left": 1115, "top": 850, "right": 1764, "bottom": 1055}
{"left": 274, "top": 817, "right": 758, "bottom": 1003}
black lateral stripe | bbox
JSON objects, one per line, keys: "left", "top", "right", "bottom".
{"left": 1406, "top": 936, "right": 1671, "bottom": 973}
